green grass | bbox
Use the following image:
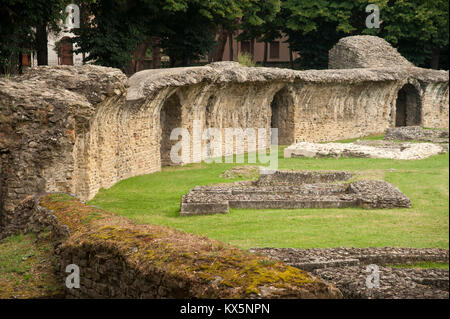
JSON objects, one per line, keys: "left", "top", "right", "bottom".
{"left": 88, "top": 146, "right": 449, "bottom": 250}
{"left": 388, "top": 262, "right": 449, "bottom": 270}
{"left": 237, "top": 53, "right": 256, "bottom": 67}
{"left": 326, "top": 134, "right": 385, "bottom": 144}
{"left": 0, "top": 233, "right": 63, "bottom": 298}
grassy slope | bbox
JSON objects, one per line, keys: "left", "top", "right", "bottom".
{"left": 0, "top": 234, "right": 63, "bottom": 298}
{"left": 88, "top": 146, "right": 449, "bottom": 250}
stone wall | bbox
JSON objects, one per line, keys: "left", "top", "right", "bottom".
{"left": 0, "top": 66, "right": 128, "bottom": 229}
{"left": 328, "top": 35, "right": 413, "bottom": 69}
{"left": 180, "top": 171, "right": 412, "bottom": 216}
{"left": 251, "top": 247, "right": 449, "bottom": 299}
{"left": 7, "top": 193, "right": 341, "bottom": 299}
{"left": 291, "top": 81, "right": 396, "bottom": 142}
{"left": 422, "top": 82, "right": 449, "bottom": 128}
{"left": 1, "top": 37, "right": 449, "bottom": 231}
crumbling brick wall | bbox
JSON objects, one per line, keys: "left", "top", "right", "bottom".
{"left": 7, "top": 194, "right": 342, "bottom": 299}
{"left": 0, "top": 40, "right": 448, "bottom": 231}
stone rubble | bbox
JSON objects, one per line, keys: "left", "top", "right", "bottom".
{"left": 250, "top": 247, "right": 449, "bottom": 299}
{"left": 284, "top": 141, "right": 446, "bottom": 160}
{"left": 180, "top": 171, "right": 411, "bottom": 215}
{"left": 385, "top": 126, "right": 449, "bottom": 144}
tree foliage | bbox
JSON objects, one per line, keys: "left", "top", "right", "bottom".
{"left": 0, "top": 0, "right": 70, "bottom": 73}
{"left": 381, "top": 0, "right": 449, "bottom": 68}
{"left": 1, "top": 0, "right": 448, "bottom": 72}
{"left": 280, "top": 0, "right": 389, "bottom": 69}
{"left": 280, "top": 0, "right": 448, "bottom": 69}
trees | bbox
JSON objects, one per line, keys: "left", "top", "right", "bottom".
{"left": 279, "top": 0, "right": 389, "bottom": 69}
{"left": 381, "top": 0, "right": 449, "bottom": 69}
{"left": 0, "top": 0, "right": 70, "bottom": 73}
{"left": 2, "top": 0, "right": 447, "bottom": 73}
{"left": 237, "top": 0, "right": 281, "bottom": 64}
{"left": 279, "top": 0, "right": 448, "bottom": 69}
{"left": 73, "top": 0, "right": 249, "bottom": 70}
{"left": 160, "top": 5, "right": 216, "bottom": 67}
{"left": 72, "top": 0, "right": 145, "bottom": 70}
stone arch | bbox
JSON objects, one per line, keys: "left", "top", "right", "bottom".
{"left": 205, "top": 95, "right": 216, "bottom": 128}
{"left": 159, "top": 93, "right": 182, "bottom": 166}
{"left": 270, "top": 86, "right": 295, "bottom": 145}
{"left": 395, "top": 83, "right": 422, "bottom": 127}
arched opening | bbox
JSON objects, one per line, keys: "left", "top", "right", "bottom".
{"left": 270, "top": 87, "right": 295, "bottom": 145}
{"left": 59, "top": 37, "right": 73, "bottom": 65}
{"left": 160, "top": 93, "right": 182, "bottom": 166}
{"left": 204, "top": 95, "right": 216, "bottom": 159}
{"left": 395, "top": 84, "right": 421, "bottom": 127}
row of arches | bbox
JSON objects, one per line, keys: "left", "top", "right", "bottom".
{"left": 158, "top": 83, "right": 422, "bottom": 166}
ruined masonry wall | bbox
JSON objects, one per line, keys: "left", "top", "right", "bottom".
{"left": 422, "top": 82, "right": 449, "bottom": 128}
{"left": 0, "top": 61, "right": 448, "bottom": 231}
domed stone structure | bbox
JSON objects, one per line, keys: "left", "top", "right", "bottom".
{"left": 329, "top": 35, "right": 414, "bottom": 69}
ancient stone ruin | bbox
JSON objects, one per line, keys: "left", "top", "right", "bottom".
{"left": 0, "top": 35, "right": 448, "bottom": 235}
{"left": 9, "top": 193, "right": 341, "bottom": 299}
{"left": 385, "top": 126, "right": 449, "bottom": 144}
{"left": 329, "top": 35, "right": 414, "bottom": 69}
{"left": 0, "top": 34, "right": 448, "bottom": 301}
{"left": 284, "top": 125, "right": 449, "bottom": 160}
{"left": 251, "top": 247, "right": 449, "bottom": 299}
{"left": 181, "top": 170, "right": 411, "bottom": 216}
{"left": 284, "top": 140, "right": 446, "bottom": 160}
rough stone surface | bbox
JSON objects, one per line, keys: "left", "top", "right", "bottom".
{"left": 284, "top": 141, "right": 446, "bottom": 160}
{"left": 250, "top": 247, "right": 449, "bottom": 299}
{"left": 329, "top": 35, "right": 414, "bottom": 69}
{"left": 10, "top": 194, "right": 343, "bottom": 299}
{"left": 0, "top": 65, "right": 128, "bottom": 231}
{"left": 220, "top": 166, "right": 261, "bottom": 179}
{"left": 180, "top": 171, "right": 411, "bottom": 215}
{"left": 1, "top": 36, "right": 448, "bottom": 232}
{"left": 385, "top": 126, "right": 449, "bottom": 143}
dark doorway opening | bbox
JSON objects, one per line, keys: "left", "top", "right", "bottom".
{"left": 160, "top": 94, "right": 182, "bottom": 166}
{"left": 395, "top": 84, "right": 421, "bottom": 127}
{"left": 270, "top": 87, "right": 295, "bottom": 145}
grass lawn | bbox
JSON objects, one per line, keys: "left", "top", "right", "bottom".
{"left": 388, "top": 262, "right": 449, "bottom": 270}
{"left": 88, "top": 145, "right": 449, "bottom": 250}
{"left": 0, "top": 233, "right": 63, "bottom": 298}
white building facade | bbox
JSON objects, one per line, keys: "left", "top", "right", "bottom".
{"left": 29, "top": 4, "right": 84, "bottom": 67}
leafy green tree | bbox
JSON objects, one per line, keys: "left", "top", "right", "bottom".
{"left": 279, "top": 0, "right": 448, "bottom": 69}
{"left": 72, "top": 0, "right": 146, "bottom": 70}
{"left": 237, "top": 0, "right": 281, "bottom": 64}
{"left": 160, "top": 5, "right": 216, "bottom": 66}
{"left": 73, "top": 0, "right": 252, "bottom": 69}
{"left": 1, "top": 0, "right": 70, "bottom": 73}
{"left": 280, "top": 0, "right": 388, "bottom": 69}
{"left": 381, "top": 0, "right": 449, "bottom": 68}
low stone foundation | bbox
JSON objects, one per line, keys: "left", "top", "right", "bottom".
{"left": 250, "top": 247, "right": 449, "bottom": 299}
{"left": 2, "top": 193, "right": 342, "bottom": 299}
{"left": 284, "top": 140, "right": 446, "bottom": 160}
{"left": 180, "top": 171, "right": 411, "bottom": 216}
{"left": 385, "top": 126, "right": 449, "bottom": 144}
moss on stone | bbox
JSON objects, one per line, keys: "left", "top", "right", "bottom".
{"left": 39, "top": 193, "right": 339, "bottom": 298}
